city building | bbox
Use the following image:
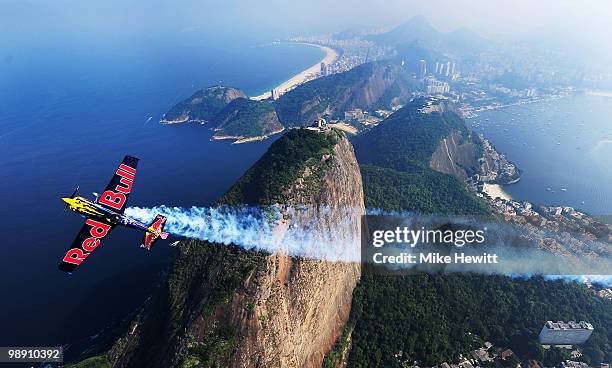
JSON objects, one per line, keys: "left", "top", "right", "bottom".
{"left": 538, "top": 321, "right": 594, "bottom": 345}
{"left": 321, "top": 62, "right": 330, "bottom": 76}
{"left": 418, "top": 97, "right": 446, "bottom": 114}
{"left": 306, "top": 117, "right": 330, "bottom": 132}
{"left": 344, "top": 109, "right": 365, "bottom": 120}
{"left": 446, "top": 61, "right": 451, "bottom": 77}
{"left": 271, "top": 88, "right": 280, "bottom": 100}
{"left": 418, "top": 60, "right": 427, "bottom": 80}
{"left": 425, "top": 76, "right": 450, "bottom": 95}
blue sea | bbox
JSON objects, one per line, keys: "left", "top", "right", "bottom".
{"left": 468, "top": 94, "right": 612, "bottom": 215}
{"left": 0, "top": 34, "right": 324, "bottom": 350}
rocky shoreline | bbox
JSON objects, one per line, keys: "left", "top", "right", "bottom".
{"left": 211, "top": 127, "right": 285, "bottom": 144}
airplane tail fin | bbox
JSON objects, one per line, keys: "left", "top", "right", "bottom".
{"left": 140, "top": 214, "right": 168, "bottom": 250}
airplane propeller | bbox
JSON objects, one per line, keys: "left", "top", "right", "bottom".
{"left": 64, "top": 186, "right": 79, "bottom": 212}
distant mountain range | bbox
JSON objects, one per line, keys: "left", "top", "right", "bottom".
{"left": 367, "top": 15, "right": 490, "bottom": 56}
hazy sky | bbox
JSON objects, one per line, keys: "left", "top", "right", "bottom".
{"left": 1, "top": 0, "right": 611, "bottom": 58}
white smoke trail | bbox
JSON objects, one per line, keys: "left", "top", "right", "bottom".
{"left": 126, "top": 205, "right": 276, "bottom": 249}
{"left": 125, "top": 206, "right": 612, "bottom": 286}
{"left": 125, "top": 205, "right": 362, "bottom": 262}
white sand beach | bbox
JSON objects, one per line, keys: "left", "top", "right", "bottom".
{"left": 483, "top": 183, "right": 513, "bottom": 201}
{"left": 328, "top": 122, "right": 358, "bottom": 135}
{"left": 251, "top": 43, "right": 339, "bottom": 101}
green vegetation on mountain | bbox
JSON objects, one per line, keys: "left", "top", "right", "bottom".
{"left": 361, "top": 164, "right": 489, "bottom": 215}
{"left": 167, "top": 242, "right": 265, "bottom": 367}
{"left": 71, "top": 235, "right": 268, "bottom": 368}
{"left": 211, "top": 98, "right": 282, "bottom": 138}
{"left": 163, "top": 60, "right": 421, "bottom": 140}
{"left": 219, "top": 129, "right": 339, "bottom": 205}
{"left": 145, "top": 129, "right": 342, "bottom": 367}
{"left": 65, "top": 355, "right": 111, "bottom": 368}
{"left": 162, "top": 86, "right": 246, "bottom": 123}
{"left": 354, "top": 100, "right": 476, "bottom": 172}
{"left": 331, "top": 98, "right": 611, "bottom": 368}
{"left": 353, "top": 100, "right": 489, "bottom": 215}
{"left": 274, "top": 61, "right": 419, "bottom": 127}
{"left": 346, "top": 274, "right": 612, "bottom": 367}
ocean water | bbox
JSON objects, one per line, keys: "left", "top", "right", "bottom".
{"left": 0, "top": 34, "right": 323, "bottom": 350}
{"left": 468, "top": 94, "right": 612, "bottom": 215}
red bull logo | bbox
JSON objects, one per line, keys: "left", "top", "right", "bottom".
{"left": 62, "top": 219, "right": 112, "bottom": 266}
{"left": 98, "top": 163, "right": 136, "bottom": 211}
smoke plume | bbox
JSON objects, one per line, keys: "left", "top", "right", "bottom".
{"left": 125, "top": 206, "right": 612, "bottom": 286}
{"left": 126, "top": 205, "right": 362, "bottom": 262}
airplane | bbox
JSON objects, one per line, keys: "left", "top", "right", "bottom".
{"left": 59, "top": 155, "right": 169, "bottom": 273}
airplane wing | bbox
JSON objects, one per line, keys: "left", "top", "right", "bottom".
{"left": 97, "top": 155, "right": 139, "bottom": 214}
{"left": 59, "top": 218, "right": 115, "bottom": 273}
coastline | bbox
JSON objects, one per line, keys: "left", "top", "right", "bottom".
{"left": 482, "top": 183, "right": 513, "bottom": 201}
{"left": 328, "top": 122, "right": 358, "bottom": 135}
{"left": 472, "top": 94, "right": 566, "bottom": 113}
{"left": 472, "top": 92, "right": 612, "bottom": 215}
{"left": 211, "top": 127, "right": 286, "bottom": 144}
{"left": 251, "top": 42, "right": 339, "bottom": 101}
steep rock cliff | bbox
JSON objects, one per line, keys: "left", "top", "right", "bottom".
{"left": 88, "top": 129, "right": 363, "bottom": 368}
{"left": 354, "top": 99, "right": 489, "bottom": 215}
{"left": 429, "top": 130, "right": 479, "bottom": 179}
{"left": 274, "top": 61, "right": 419, "bottom": 127}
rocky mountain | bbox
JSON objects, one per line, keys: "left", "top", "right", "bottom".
{"left": 69, "top": 129, "right": 364, "bottom": 368}
{"left": 275, "top": 60, "right": 419, "bottom": 127}
{"left": 429, "top": 130, "right": 480, "bottom": 179}
{"left": 368, "top": 16, "right": 440, "bottom": 47}
{"left": 368, "top": 16, "right": 489, "bottom": 56}
{"left": 210, "top": 98, "right": 284, "bottom": 142}
{"left": 394, "top": 40, "right": 439, "bottom": 73}
{"left": 161, "top": 60, "right": 420, "bottom": 142}
{"left": 161, "top": 86, "right": 246, "bottom": 124}
{"left": 354, "top": 99, "right": 480, "bottom": 174}
{"left": 353, "top": 98, "right": 489, "bottom": 215}
{"left": 340, "top": 98, "right": 611, "bottom": 368}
